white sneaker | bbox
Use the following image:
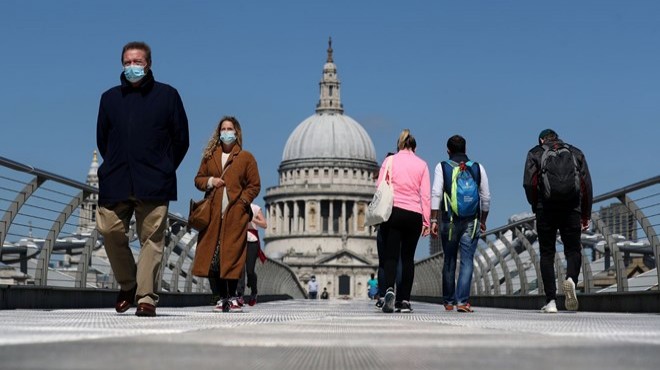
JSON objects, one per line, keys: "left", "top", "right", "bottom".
{"left": 228, "top": 297, "right": 244, "bottom": 313}
{"left": 213, "top": 300, "right": 225, "bottom": 312}
{"left": 541, "top": 300, "right": 557, "bottom": 313}
{"left": 563, "top": 278, "right": 579, "bottom": 311}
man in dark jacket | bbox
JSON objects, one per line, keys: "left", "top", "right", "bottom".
{"left": 523, "top": 129, "right": 592, "bottom": 313}
{"left": 96, "top": 41, "right": 189, "bottom": 317}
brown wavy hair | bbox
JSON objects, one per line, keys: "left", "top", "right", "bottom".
{"left": 202, "top": 116, "right": 243, "bottom": 159}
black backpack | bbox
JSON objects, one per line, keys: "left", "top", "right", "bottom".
{"left": 540, "top": 142, "right": 580, "bottom": 203}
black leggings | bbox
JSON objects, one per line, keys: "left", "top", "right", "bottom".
{"left": 378, "top": 207, "right": 422, "bottom": 302}
{"left": 209, "top": 277, "right": 238, "bottom": 299}
{"left": 237, "top": 241, "right": 259, "bottom": 296}
{"left": 208, "top": 242, "right": 238, "bottom": 299}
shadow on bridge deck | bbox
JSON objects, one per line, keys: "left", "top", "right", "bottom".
{"left": 1, "top": 299, "right": 659, "bottom": 370}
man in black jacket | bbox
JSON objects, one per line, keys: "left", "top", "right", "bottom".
{"left": 96, "top": 41, "right": 189, "bottom": 317}
{"left": 523, "top": 129, "right": 592, "bottom": 313}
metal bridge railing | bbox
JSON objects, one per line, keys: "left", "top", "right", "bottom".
{"left": 413, "top": 175, "right": 660, "bottom": 298}
{"left": 0, "top": 155, "right": 305, "bottom": 299}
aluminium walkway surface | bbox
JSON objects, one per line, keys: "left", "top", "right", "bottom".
{"left": 1, "top": 299, "right": 659, "bottom": 370}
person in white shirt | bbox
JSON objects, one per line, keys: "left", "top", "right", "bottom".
{"left": 307, "top": 276, "right": 319, "bottom": 299}
{"left": 430, "top": 135, "right": 490, "bottom": 313}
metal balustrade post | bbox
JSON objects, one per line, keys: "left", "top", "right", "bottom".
{"left": 35, "top": 191, "right": 84, "bottom": 286}
{"left": 474, "top": 252, "right": 490, "bottom": 295}
{"left": 0, "top": 176, "right": 45, "bottom": 249}
{"left": 480, "top": 247, "right": 500, "bottom": 295}
{"left": 515, "top": 227, "right": 544, "bottom": 295}
{"left": 75, "top": 228, "right": 98, "bottom": 288}
{"left": 185, "top": 255, "right": 196, "bottom": 292}
{"left": 159, "top": 224, "right": 185, "bottom": 292}
{"left": 555, "top": 253, "right": 566, "bottom": 294}
{"left": 488, "top": 240, "right": 511, "bottom": 294}
{"left": 473, "top": 259, "right": 484, "bottom": 295}
{"left": 171, "top": 233, "right": 197, "bottom": 292}
{"left": 499, "top": 232, "right": 528, "bottom": 295}
{"left": 581, "top": 248, "right": 593, "bottom": 293}
{"left": 592, "top": 213, "right": 626, "bottom": 292}
{"left": 614, "top": 249, "right": 628, "bottom": 292}
{"left": 620, "top": 194, "right": 660, "bottom": 290}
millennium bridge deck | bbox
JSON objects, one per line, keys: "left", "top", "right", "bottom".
{"left": 1, "top": 299, "right": 660, "bottom": 370}
{"left": 1, "top": 157, "right": 660, "bottom": 369}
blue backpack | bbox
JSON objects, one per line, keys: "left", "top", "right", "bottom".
{"left": 442, "top": 160, "right": 481, "bottom": 218}
{"left": 441, "top": 160, "right": 481, "bottom": 240}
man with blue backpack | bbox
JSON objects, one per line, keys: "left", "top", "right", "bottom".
{"left": 430, "top": 135, "right": 491, "bottom": 313}
{"left": 524, "top": 129, "right": 593, "bottom": 313}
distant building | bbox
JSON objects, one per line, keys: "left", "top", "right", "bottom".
{"left": 77, "top": 151, "right": 99, "bottom": 234}
{"left": 263, "top": 39, "right": 380, "bottom": 298}
{"left": 599, "top": 203, "right": 637, "bottom": 240}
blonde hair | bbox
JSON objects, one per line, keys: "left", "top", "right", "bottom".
{"left": 202, "top": 116, "right": 243, "bottom": 158}
{"left": 397, "top": 129, "right": 416, "bottom": 151}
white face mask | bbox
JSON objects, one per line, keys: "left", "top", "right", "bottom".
{"left": 219, "top": 131, "right": 236, "bottom": 144}
{"left": 123, "top": 65, "right": 146, "bottom": 83}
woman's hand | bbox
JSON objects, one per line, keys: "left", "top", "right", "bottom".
{"left": 211, "top": 177, "right": 225, "bottom": 188}
{"left": 421, "top": 225, "right": 430, "bottom": 237}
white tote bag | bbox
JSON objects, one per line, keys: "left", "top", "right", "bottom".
{"left": 365, "top": 156, "right": 394, "bottom": 226}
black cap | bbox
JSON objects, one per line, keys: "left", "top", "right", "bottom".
{"left": 538, "top": 128, "right": 557, "bottom": 140}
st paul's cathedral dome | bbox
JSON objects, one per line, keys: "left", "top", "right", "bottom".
{"left": 263, "top": 39, "right": 380, "bottom": 298}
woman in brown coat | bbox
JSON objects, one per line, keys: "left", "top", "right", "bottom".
{"left": 192, "top": 116, "right": 260, "bottom": 312}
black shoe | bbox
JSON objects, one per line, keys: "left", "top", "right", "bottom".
{"left": 382, "top": 288, "right": 395, "bottom": 313}
{"left": 399, "top": 300, "right": 413, "bottom": 313}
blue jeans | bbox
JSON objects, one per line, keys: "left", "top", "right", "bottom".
{"left": 440, "top": 219, "right": 480, "bottom": 305}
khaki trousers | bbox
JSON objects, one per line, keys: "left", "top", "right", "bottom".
{"left": 97, "top": 199, "right": 169, "bottom": 306}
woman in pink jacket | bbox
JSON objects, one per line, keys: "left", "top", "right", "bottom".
{"left": 377, "top": 129, "right": 431, "bottom": 313}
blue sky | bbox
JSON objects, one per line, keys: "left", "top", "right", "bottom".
{"left": 1, "top": 1, "right": 659, "bottom": 259}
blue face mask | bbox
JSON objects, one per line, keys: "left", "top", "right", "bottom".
{"left": 219, "top": 131, "right": 236, "bottom": 144}
{"left": 123, "top": 65, "right": 146, "bottom": 83}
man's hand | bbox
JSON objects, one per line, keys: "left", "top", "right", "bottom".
{"left": 581, "top": 218, "right": 591, "bottom": 231}
{"left": 480, "top": 221, "right": 486, "bottom": 233}
{"left": 431, "top": 222, "right": 439, "bottom": 237}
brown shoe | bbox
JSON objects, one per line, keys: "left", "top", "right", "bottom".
{"left": 456, "top": 303, "right": 473, "bottom": 313}
{"left": 135, "top": 302, "right": 156, "bottom": 317}
{"left": 115, "top": 286, "right": 136, "bottom": 313}
{"left": 444, "top": 303, "right": 454, "bottom": 311}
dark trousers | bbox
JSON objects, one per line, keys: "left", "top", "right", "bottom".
{"left": 208, "top": 277, "right": 238, "bottom": 300}
{"left": 376, "top": 229, "right": 402, "bottom": 297}
{"left": 379, "top": 207, "right": 422, "bottom": 302}
{"left": 237, "top": 241, "right": 259, "bottom": 296}
{"left": 537, "top": 209, "right": 582, "bottom": 302}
